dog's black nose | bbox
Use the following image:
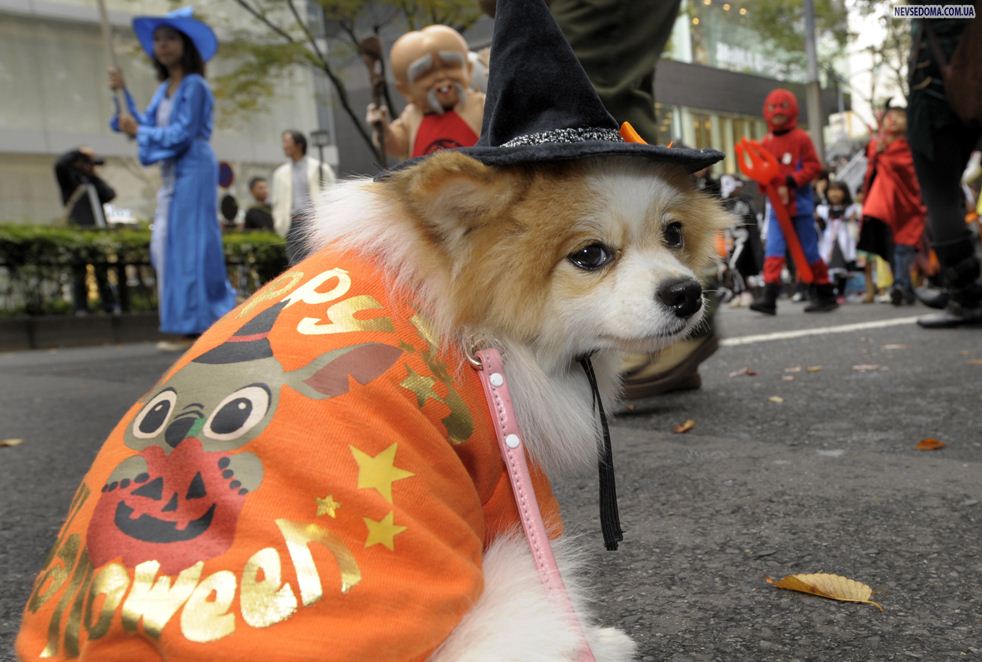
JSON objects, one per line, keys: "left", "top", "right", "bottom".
{"left": 656, "top": 278, "right": 703, "bottom": 318}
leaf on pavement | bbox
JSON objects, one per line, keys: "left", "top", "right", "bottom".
{"left": 852, "top": 364, "right": 881, "bottom": 372}
{"left": 729, "top": 367, "right": 758, "bottom": 377}
{"left": 672, "top": 419, "right": 696, "bottom": 434}
{"left": 806, "top": 365, "right": 823, "bottom": 373}
{"left": 765, "top": 573, "right": 883, "bottom": 610}
{"left": 768, "top": 396, "right": 784, "bottom": 404}
{"left": 915, "top": 438, "right": 945, "bottom": 451}
{"left": 0, "top": 438, "right": 25, "bottom": 448}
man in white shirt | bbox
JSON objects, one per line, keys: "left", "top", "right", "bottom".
{"left": 271, "top": 129, "right": 335, "bottom": 263}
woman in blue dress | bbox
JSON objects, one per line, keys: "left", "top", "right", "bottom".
{"left": 109, "top": 7, "right": 235, "bottom": 344}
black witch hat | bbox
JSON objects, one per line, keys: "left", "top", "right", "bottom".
{"left": 413, "top": 0, "right": 722, "bottom": 172}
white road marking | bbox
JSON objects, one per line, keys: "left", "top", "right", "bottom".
{"left": 720, "top": 316, "right": 922, "bottom": 347}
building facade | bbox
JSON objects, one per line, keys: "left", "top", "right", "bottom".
{"left": 655, "top": 0, "right": 848, "bottom": 174}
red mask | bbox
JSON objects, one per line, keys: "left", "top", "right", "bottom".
{"left": 763, "top": 89, "right": 799, "bottom": 131}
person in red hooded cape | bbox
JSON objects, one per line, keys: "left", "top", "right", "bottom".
{"left": 859, "top": 105, "right": 927, "bottom": 305}
{"left": 750, "top": 88, "right": 838, "bottom": 315}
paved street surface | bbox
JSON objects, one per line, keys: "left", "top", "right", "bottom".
{"left": 2, "top": 301, "right": 980, "bottom": 660}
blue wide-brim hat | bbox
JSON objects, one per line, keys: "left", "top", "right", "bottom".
{"left": 385, "top": 0, "right": 723, "bottom": 174}
{"left": 133, "top": 6, "right": 218, "bottom": 63}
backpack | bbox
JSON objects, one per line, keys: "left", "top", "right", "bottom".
{"left": 925, "top": 2, "right": 982, "bottom": 126}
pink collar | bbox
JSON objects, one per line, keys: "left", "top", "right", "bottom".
{"left": 474, "top": 348, "right": 596, "bottom": 661}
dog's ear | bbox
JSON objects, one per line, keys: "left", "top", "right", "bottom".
{"left": 394, "top": 151, "right": 518, "bottom": 247}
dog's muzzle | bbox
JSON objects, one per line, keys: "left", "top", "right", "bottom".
{"left": 656, "top": 278, "right": 703, "bottom": 319}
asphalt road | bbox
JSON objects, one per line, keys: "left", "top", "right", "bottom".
{"left": 2, "top": 300, "right": 980, "bottom": 661}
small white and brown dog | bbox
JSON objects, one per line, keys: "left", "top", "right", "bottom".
{"left": 17, "top": 2, "right": 732, "bottom": 660}
{"left": 306, "top": 150, "right": 730, "bottom": 660}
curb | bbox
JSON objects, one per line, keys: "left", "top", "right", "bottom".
{"left": 0, "top": 313, "right": 167, "bottom": 352}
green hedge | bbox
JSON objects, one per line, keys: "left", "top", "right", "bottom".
{"left": 0, "top": 224, "right": 287, "bottom": 316}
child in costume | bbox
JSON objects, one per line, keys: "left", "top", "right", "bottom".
{"left": 750, "top": 88, "right": 838, "bottom": 315}
{"left": 366, "top": 25, "right": 485, "bottom": 161}
{"left": 817, "top": 180, "right": 861, "bottom": 300}
{"left": 859, "top": 106, "right": 927, "bottom": 306}
{"left": 721, "top": 175, "right": 763, "bottom": 308}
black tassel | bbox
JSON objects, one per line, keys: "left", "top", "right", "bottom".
{"left": 578, "top": 356, "right": 623, "bottom": 551}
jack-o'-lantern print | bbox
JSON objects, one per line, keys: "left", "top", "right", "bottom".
{"left": 87, "top": 302, "right": 402, "bottom": 574}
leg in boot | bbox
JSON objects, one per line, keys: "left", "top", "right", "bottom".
{"left": 750, "top": 257, "right": 783, "bottom": 315}
{"left": 918, "top": 237, "right": 982, "bottom": 328}
{"left": 892, "top": 244, "right": 917, "bottom": 306}
{"left": 863, "top": 260, "right": 875, "bottom": 303}
{"left": 804, "top": 260, "right": 838, "bottom": 313}
{"left": 804, "top": 283, "right": 839, "bottom": 312}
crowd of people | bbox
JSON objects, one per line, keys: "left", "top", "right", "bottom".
{"left": 707, "top": 100, "right": 981, "bottom": 325}
{"left": 52, "top": 3, "right": 981, "bottom": 354}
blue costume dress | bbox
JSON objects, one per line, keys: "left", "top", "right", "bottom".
{"left": 111, "top": 74, "right": 236, "bottom": 335}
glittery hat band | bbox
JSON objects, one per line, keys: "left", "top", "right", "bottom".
{"left": 500, "top": 127, "right": 622, "bottom": 148}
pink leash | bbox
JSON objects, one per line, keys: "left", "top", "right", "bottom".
{"left": 474, "top": 348, "right": 596, "bottom": 662}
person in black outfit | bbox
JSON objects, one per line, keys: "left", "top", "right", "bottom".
{"left": 907, "top": 8, "right": 982, "bottom": 328}
{"left": 721, "top": 175, "right": 763, "bottom": 305}
{"left": 243, "top": 176, "right": 275, "bottom": 231}
{"left": 53, "top": 147, "right": 118, "bottom": 314}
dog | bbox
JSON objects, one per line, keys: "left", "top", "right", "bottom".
{"left": 17, "top": 151, "right": 728, "bottom": 662}
{"left": 302, "top": 150, "right": 730, "bottom": 659}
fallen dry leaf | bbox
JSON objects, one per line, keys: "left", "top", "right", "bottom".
{"left": 806, "top": 365, "right": 823, "bottom": 373}
{"left": 852, "top": 364, "right": 881, "bottom": 372}
{"left": 672, "top": 419, "right": 696, "bottom": 434}
{"left": 729, "top": 367, "right": 758, "bottom": 378}
{"left": 0, "top": 438, "right": 24, "bottom": 448}
{"left": 768, "top": 396, "right": 784, "bottom": 404}
{"left": 782, "top": 375, "right": 796, "bottom": 382}
{"left": 784, "top": 366, "right": 802, "bottom": 373}
{"left": 766, "top": 573, "right": 883, "bottom": 611}
{"left": 916, "top": 438, "right": 945, "bottom": 451}
{"left": 881, "top": 344, "right": 909, "bottom": 351}
{"left": 967, "top": 359, "right": 982, "bottom": 366}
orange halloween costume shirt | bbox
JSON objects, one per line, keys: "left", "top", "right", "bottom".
{"left": 17, "top": 246, "right": 562, "bottom": 661}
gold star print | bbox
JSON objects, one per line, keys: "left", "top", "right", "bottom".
{"left": 399, "top": 365, "right": 441, "bottom": 407}
{"left": 315, "top": 494, "right": 341, "bottom": 518}
{"left": 363, "top": 511, "right": 408, "bottom": 551}
{"left": 349, "top": 443, "right": 415, "bottom": 503}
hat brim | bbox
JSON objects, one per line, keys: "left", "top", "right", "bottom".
{"left": 132, "top": 16, "right": 218, "bottom": 62}
{"left": 380, "top": 141, "right": 724, "bottom": 178}
{"left": 460, "top": 141, "right": 723, "bottom": 172}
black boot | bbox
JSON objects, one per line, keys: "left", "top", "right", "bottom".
{"left": 804, "top": 283, "right": 839, "bottom": 313}
{"left": 749, "top": 283, "right": 781, "bottom": 315}
{"left": 915, "top": 286, "right": 949, "bottom": 310}
{"left": 917, "top": 244, "right": 982, "bottom": 328}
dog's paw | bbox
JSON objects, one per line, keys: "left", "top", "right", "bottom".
{"left": 586, "top": 626, "right": 637, "bottom": 662}
{"left": 217, "top": 451, "right": 263, "bottom": 495}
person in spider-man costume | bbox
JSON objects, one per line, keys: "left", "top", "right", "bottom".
{"left": 749, "top": 88, "right": 839, "bottom": 315}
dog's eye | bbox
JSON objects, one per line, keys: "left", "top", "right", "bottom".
{"left": 568, "top": 243, "right": 614, "bottom": 271}
{"left": 663, "top": 222, "right": 684, "bottom": 249}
